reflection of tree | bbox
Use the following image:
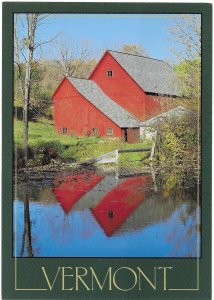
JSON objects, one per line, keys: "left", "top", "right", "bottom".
{"left": 165, "top": 201, "right": 200, "bottom": 257}
{"left": 155, "top": 164, "right": 198, "bottom": 190}
{"left": 20, "top": 190, "right": 33, "bottom": 257}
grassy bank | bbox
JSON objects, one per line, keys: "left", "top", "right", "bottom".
{"left": 14, "top": 118, "right": 151, "bottom": 167}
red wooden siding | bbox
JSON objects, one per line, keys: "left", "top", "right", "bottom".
{"left": 89, "top": 52, "right": 162, "bottom": 121}
{"left": 150, "top": 95, "right": 176, "bottom": 113}
{"left": 53, "top": 78, "right": 123, "bottom": 138}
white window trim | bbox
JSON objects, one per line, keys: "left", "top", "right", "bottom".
{"left": 107, "top": 70, "right": 113, "bottom": 77}
{"left": 107, "top": 128, "right": 113, "bottom": 136}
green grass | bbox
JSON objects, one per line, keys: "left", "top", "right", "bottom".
{"left": 14, "top": 118, "right": 78, "bottom": 147}
{"left": 14, "top": 118, "right": 152, "bottom": 164}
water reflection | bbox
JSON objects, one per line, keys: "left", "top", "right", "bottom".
{"left": 53, "top": 172, "right": 104, "bottom": 213}
{"left": 13, "top": 170, "right": 200, "bottom": 257}
{"left": 20, "top": 191, "right": 33, "bottom": 257}
{"left": 91, "top": 176, "right": 152, "bottom": 236}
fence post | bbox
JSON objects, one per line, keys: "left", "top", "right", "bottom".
{"left": 149, "top": 131, "right": 157, "bottom": 160}
{"left": 115, "top": 149, "right": 118, "bottom": 164}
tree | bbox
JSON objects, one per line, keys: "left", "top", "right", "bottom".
{"left": 14, "top": 14, "right": 54, "bottom": 163}
{"left": 150, "top": 112, "right": 199, "bottom": 189}
{"left": 167, "top": 15, "right": 201, "bottom": 174}
{"left": 121, "top": 44, "right": 149, "bottom": 57}
{"left": 168, "top": 15, "right": 201, "bottom": 101}
{"left": 173, "top": 58, "right": 200, "bottom": 100}
{"left": 54, "top": 37, "right": 97, "bottom": 78}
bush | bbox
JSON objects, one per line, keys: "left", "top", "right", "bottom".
{"left": 153, "top": 113, "right": 199, "bottom": 189}
{"left": 155, "top": 114, "right": 199, "bottom": 164}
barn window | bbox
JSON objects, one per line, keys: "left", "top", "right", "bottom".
{"left": 92, "top": 128, "right": 98, "bottom": 135}
{"left": 62, "top": 128, "right": 67, "bottom": 134}
{"left": 107, "top": 128, "right": 113, "bottom": 136}
{"left": 107, "top": 70, "right": 113, "bottom": 77}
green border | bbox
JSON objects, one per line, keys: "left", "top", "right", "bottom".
{"left": 2, "top": 2, "right": 212, "bottom": 299}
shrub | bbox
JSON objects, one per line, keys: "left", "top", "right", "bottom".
{"left": 155, "top": 114, "right": 199, "bottom": 164}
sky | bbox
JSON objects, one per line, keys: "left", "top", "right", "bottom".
{"left": 16, "top": 14, "right": 192, "bottom": 63}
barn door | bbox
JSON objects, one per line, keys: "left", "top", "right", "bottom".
{"left": 122, "top": 129, "right": 128, "bottom": 142}
{"left": 132, "top": 128, "right": 140, "bottom": 143}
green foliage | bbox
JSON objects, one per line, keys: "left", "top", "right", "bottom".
{"left": 174, "top": 59, "right": 201, "bottom": 100}
{"left": 14, "top": 61, "right": 53, "bottom": 119}
{"left": 156, "top": 114, "right": 198, "bottom": 162}
{"left": 154, "top": 114, "right": 199, "bottom": 189}
{"left": 168, "top": 15, "right": 201, "bottom": 103}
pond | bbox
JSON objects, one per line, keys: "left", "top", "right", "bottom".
{"left": 13, "top": 168, "right": 200, "bottom": 258}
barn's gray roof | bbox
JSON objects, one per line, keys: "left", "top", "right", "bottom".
{"left": 68, "top": 77, "right": 142, "bottom": 128}
{"left": 140, "top": 106, "right": 194, "bottom": 127}
{"left": 108, "top": 50, "right": 180, "bottom": 97}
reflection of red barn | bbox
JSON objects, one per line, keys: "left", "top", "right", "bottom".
{"left": 53, "top": 172, "right": 104, "bottom": 213}
{"left": 53, "top": 50, "right": 179, "bottom": 143}
{"left": 91, "top": 176, "right": 152, "bottom": 236}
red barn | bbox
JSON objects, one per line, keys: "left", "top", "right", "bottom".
{"left": 53, "top": 77, "right": 142, "bottom": 142}
{"left": 53, "top": 50, "right": 179, "bottom": 142}
{"left": 89, "top": 50, "right": 179, "bottom": 120}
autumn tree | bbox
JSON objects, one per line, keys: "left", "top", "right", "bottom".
{"left": 121, "top": 44, "right": 149, "bottom": 57}
{"left": 173, "top": 58, "right": 200, "bottom": 100}
{"left": 153, "top": 15, "right": 201, "bottom": 178}
{"left": 168, "top": 15, "right": 201, "bottom": 101}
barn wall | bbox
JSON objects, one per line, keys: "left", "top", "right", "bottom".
{"left": 90, "top": 52, "right": 161, "bottom": 120}
{"left": 149, "top": 95, "right": 176, "bottom": 114}
{"left": 53, "top": 78, "right": 123, "bottom": 138}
